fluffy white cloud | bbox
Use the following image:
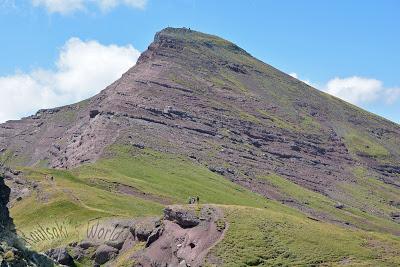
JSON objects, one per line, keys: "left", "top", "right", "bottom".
{"left": 32, "top": 0, "right": 85, "bottom": 14}
{"left": 323, "top": 76, "right": 400, "bottom": 105}
{"left": 31, "top": 0, "right": 147, "bottom": 14}
{"left": 290, "top": 73, "right": 400, "bottom": 106}
{"left": 0, "top": 38, "right": 140, "bottom": 123}
{"left": 324, "top": 76, "right": 382, "bottom": 104}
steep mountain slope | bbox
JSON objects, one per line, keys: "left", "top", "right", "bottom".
{"left": 1, "top": 28, "right": 399, "bottom": 266}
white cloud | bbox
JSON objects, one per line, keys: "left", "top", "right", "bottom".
{"left": 323, "top": 76, "right": 400, "bottom": 105}
{"left": 32, "top": 0, "right": 85, "bottom": 14}
{"left": 31, "top": 0, "right": 147, "bottom": 14}
{"left": 290, "top": 73, "right": 400, "bottom": 106}
{"left": 0, "top": 38, "right": 140, "bottom": 123}
{"left": 384, "top": 88, "right": 400, "bottom": 104}
{"left": 324, "top": 76, "right": 382, "bottom": 105}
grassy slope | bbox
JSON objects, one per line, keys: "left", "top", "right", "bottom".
{"left": 260, "top": 174, "right": 400, "bottom": 236}
{"left": 9, "top": 146, "right": 400, "bottom": 266}
{"left": 210, "top": 206, "right": 400, "bottom": 267}
{"left": 10, "top": 146, "right": 274, "bottom": 250}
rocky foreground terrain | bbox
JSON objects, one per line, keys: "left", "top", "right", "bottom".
{"left": 0, "top": 28, "right": 399, "bottom": 266}
{"left": 0, "top": 167, "right": 55, "bottom": 266}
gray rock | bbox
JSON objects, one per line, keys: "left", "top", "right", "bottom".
{"left": 105, "top": 239, "right": 125, "bottom": 250}
{"left": 78, "top": 240, "right": 96, "bottom": 249}
{"left": 45, "top": 246, "right": 74, "bottom": 266}
{"left": 208, "top": 166, "right": 225, "bottom": 175}
{"left": 164, "top": 207, "right": 200, "bottom": 228}
{"left": 132, "top": 143, "right": 145, "bottom": 149}
{"left": 121, "top": 232, "right": 137, "bottom": 252}
{"left": 390, "top": 211, "right": 400, "bottom": 218}
{"left": 89, "top": 110, "right": 100, "bottom": 118}
{"left": 134, "top": 218, "right": 159, "bottom": 241}
{"left": 146, "top": 225, "right": 164, "bottom": 247}
{"left": 94, "top": 245, "right": 118, "bottom": 265}
{"left": 334, "top": 203, "right": 345, "bottom": 209}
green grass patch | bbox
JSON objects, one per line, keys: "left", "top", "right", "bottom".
{"left": 210, "top": 205, "right": 400, "bottom": 266}
{"left": 260, "top": 174, "right": 400, "bottom": 235}
{"left": 344, "top": 131, "right": 389, "bottom": 159}
{"left": 11, "top": 146, "right": 282, "bottom": 251}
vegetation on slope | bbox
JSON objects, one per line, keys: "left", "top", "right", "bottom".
{"left": 11, "top": 146, "right": 274, "bottom": 251}
{"left": 260, "top": 173, "right": 400, "bottom": 235}
{"left": 8, "top": 146, "right": 400, "bottom": 266}
{"left": 210, "top": 206, "right": 400, "bottom": 267}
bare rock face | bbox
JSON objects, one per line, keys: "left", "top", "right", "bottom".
{"left": 133, "top": 205, "right": 226, "bottom": 267}
{"left": 0, "top": 174, "right": 13, "bottom": 237}
{"left": 54, "top": 206, "right": 225, "bottom": 267}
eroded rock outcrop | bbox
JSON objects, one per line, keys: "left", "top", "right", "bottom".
{"left": 57, "top": 205, "right": 226, "bottom": 267}
{"left": 133, "top": 205, "right": 226, "bottom": 267}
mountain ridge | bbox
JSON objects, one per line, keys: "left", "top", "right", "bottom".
{"left": 1, "top": 27, "right": 399, "bottom": 231}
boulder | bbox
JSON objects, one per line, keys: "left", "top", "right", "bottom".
{"left": 78, "top": 240, "right": 96, "bottom": 250}
{"left": 105, "top": 239, "right": 125, "bottom": 250}
{"left": 89, "top": 110, "right": 100, "bottom": 118}
{"left": 390, "top": 211, "right": 400, "bottom": 218}
{"left": 334, "top": 203, "right": 345, "bottom": 209}
{"left": 94, "top": 245, "right": 118, "bottom": 265}
{"left": 164, "top": 207, "right": 200, "bottom": 228}
{"left": 45, "top": 246, "right": 74, "bottom": 266}
{"left": 146, "top": 225, "right": 164, "bottom": 247}
{"left": 133, "top": 218, "right": 160, "bottom": 241}
{"left": 132, "top": 143, "right": 145, "bottom": 149}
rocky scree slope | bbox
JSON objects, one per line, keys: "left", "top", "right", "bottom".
{"left": 0, "top": 27, "right": 400, "bottom": 232}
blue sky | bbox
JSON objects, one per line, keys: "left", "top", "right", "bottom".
{"left": 0, "top": 0, "right": 399, "bottom": 123}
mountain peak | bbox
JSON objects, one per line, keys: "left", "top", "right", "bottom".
{"left": 136, "top": 27, "right": 250, "bottom": 67}
{"left": 153, "top": 27, "right": 249, "bottom": 54}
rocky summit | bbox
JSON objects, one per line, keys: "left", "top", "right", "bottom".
{"left": 1, "top": 28, "right": 400, "bottom": 266}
